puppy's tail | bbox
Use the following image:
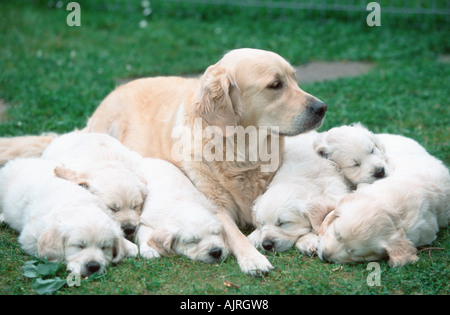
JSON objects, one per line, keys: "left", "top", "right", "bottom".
{"left": 0, "top": 133, "right": 57, "bottom": 166}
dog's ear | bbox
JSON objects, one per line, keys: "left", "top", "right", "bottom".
{"left": 146, "top": 229, "right": 176, "bottom": 256}
{"left": 54, "top": 165, "right": 89, "bottom": 189}
{"left": 318, "top": 210, "right": 337, "bottom": 235}
{"left": 313, "top": 133, "right": 331, "bottom": 159}
{"left": 197, "top": 64, "right": 241, "bottom": 135}
{"left": 37, "top": 227, "right": 66, "bottom": 262}
{"left": 385, "top": 229, "right": 418, "bottom": 267}
{"left": 306, "top": 201, "right": 336, "bottom": 233}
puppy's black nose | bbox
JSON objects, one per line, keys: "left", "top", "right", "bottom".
{"left": 122, "top": 224, "right": 136, "bottom": 236}
{"left": 86, "top": 261, "right": 101, "bottom": 274}
{"left": 209, "top": 247, "right": 223, "bottom": 259}
{"left": 373, "top": 167, "right": 385, "bottom": 179}
{"left": 311, "top": 102, "right": 327, "bottom": 118}
{"left": 262, "top": 240, "right": 274, "bottom": 251}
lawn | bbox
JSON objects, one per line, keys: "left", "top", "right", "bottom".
{"left": 0, "top": 0, "right": 448, "bottom": 295}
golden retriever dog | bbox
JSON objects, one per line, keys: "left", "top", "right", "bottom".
{"left": 41, "top": 131, "right": 148, "bottom": 238}
{"left": 136, "top": 158, "right": 228, "bottom": 264}
{"left": 0, "top": 48, "right": 326, "bottom": 275}
{"left": 317, "top": 131, "right": 450, "bottom": 266}
{"left": 0, "top": 158, "right": 138, "bottom": 277}
{"left": 248, "top": 131, "right": 349, "bottom": 256}
{"left": 313, "top": 123, "right": 388, "bottom": 189}
{"left": 85, "top": 48, "right": 327, "bottom": 275}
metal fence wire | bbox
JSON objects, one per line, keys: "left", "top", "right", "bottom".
{"left": 53, "top": 0, "right": 450, "bottom": 16}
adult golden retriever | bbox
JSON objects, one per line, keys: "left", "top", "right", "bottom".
{"left": 85, "top": 48, "right": 326, "bottom": 275}
{"left": 0, "top": 48, "right": 326, "bottom": 275}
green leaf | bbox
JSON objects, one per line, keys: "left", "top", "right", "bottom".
{"left": 35, "top": 262, "right": 61, "bottom": 277}
{"left": 31, "top": 278, "right": 66, "bottom": 295}
{"left": 21, "top": 264, "right": 39, "bottom": 278}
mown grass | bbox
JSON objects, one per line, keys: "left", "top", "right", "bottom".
{"left": 0, "top": 0, "right": 449, "bottom": 295}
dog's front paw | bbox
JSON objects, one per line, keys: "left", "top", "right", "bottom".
{"left": 139, "top": 243, "right": 161, "bottom": 259}
{"left": 296, "top": 233, "right": 319, "bottom": 257}
{"left": 125, "top": 240, "right": 139, "bottom": 258}
{"left": 238, "top": 250, "right": 273, "bottom": 277}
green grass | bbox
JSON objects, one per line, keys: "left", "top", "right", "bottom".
{"left": 0, "top": 1, "right": 449, "bottom": 295}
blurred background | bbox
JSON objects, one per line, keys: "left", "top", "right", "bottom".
{"left": 0, "top": 0, "right": 449, "bottom": 163}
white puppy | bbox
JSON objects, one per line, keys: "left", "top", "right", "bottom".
{"left": 136, "top": 158, "right": 229, "bottom": 264}
{"left": 41, "top": 131, "right": 147, "bottom": 238}
{"left": 313, "top": 123, "right": 389, "bottom": 189}
{"left": 317, "top": 130, "right": 450, "bottom": 266}
{"left": 0, "top": 158, "right": 138, "bottom": 277}
{"left": 248, "top": 131, "right": 349, "bottom": 256}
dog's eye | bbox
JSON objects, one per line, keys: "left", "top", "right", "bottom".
{"left": 185, "top": 238, "right": 201, "bottom": 245}
{"left": 352, "top": 160, "right": 361, "bottom": 168}
{"left": 78, "top": 244, "right": 86, "bottom": 249}
{"left": 109, "top": 204, "right": 120, "bottom": 212}
{"left": 267, "top": 80, "right": 283, "bottom": 90}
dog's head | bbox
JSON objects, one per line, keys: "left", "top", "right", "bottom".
{"left": 317, "top": 192, "right": 418, "bottom": 266}
{"left": 54, "top": 165, "right": 147, "bottom": 238}
{"left": 249, "top": 184, "right": 334, "bottom": 252}
{"left": 195, "top": 48, "right": 326, "bottom": 136}
{"left": 146, "top": 207, "right": 228, "bottom": 264}
{"left": 38, "top": 207, "right": 136, "bottom": 277}
{"left": 313, "top": 123, "right": 388, "bottom": 187}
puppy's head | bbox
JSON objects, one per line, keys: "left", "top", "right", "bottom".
{"left": 317, "top": 193, "right": 418, "bottom": 266}
{"left": 38, "top": 207, "right": 134, "bottom": 277}
{"left": 196, "top": 48, "right": 326, "bottom": 135}
{"left": 249, "top": 184, "right": 333, "bottom": 252}
{"left": 313, "top": 123, "right": 388, "bottom": 187}
{"left": 147, "top": 209, "right": 228, "bottom": 264}
{"left": 54, "top": 165, "right": 147, "bottom": 238}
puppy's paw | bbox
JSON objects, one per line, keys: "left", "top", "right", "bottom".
{"left": 296, "top": 233, "right": 319, "bottom": 257}
{"left": 238, "top": 250, "right": 273, "bottom": 277}
{"left": 139, "top": 243, "right": 161, "bottom": 259}
{"left": 125, "top": 240, "right": 139, "bottom": 258}
{"left": 247, "top": 230, "right": 261, "bottom": 248}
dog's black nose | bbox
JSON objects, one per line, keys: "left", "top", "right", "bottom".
{"left": 122, "top": 224, "right": 136, "bottom": 236}
{"left": 209, "top": 247, "right": 223, "bottom": 259}
{"left": 311, "top": 102, "right": 327, "bottom": 118}
{"left": 86, "top": 261, "right": 101, "bottom": 274}
{"left": 373, "top": 167, "right": 385, "bottom": 179}
{"left": 262, "top": 240, "right": 274, "bottom": 251}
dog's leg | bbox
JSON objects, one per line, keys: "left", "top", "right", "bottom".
{"left": 135, "top": 225, "right": 161, "bottom": 259}
{"left": 217, "top": 212, "right": 273, "bottom": 276}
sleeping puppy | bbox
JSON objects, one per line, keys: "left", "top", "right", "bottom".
{"left": 317, "top": 132, "right": 450, "bottom": 266}
{"left": 136, "top": 158, "right": 229, "bottom": 264}
{"left": 41, "top": 131, "right": 147, "bottom": 238}
{"left": 0, "top": 158, "right": 138, "bottom": 277}
{"left": 248, "top": 131, "right": 349, "bottom": 256}
{"left": 313, "top": 123, "right": 389, "bottom": 189}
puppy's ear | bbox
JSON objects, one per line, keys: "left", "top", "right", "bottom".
{"left": 313, "top": 134, "right": 331, "bottom": 159}
{"left": 146, "top": 229, "right": 176, "bottom": 256}
{"left": 318, "top": 210, "right": 337, "bottom": 235}
{"left": 37, "top": 228, "right": 66, "bottom": 262}
{"left": 54, "top": 166, "right": 89, "bottom": 189}
{"left": 197, "top": 64, "right": 241, "bottom": 135}
{"left": 385, "top": 229, "right": 418, "bottom": 267}
{"left": 306, "top": 201, "right": 336, "bottom": 233}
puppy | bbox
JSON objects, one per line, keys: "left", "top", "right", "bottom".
{"left": 0, "top": 158, "right": 138, "bottom": 277}
{"left": 317, "top": 132, "right": 450, "bottom": 266}
{"left": 41, "top": 131, "right": 147, "bottom": 238}
{"left": 135, "top": 158, "right": 228, "bottom": 264}
{"left": 313, "top": 123, "right": 388, "bottom": 189}
{"left": 249, "top": 131, "right": 349, "bottom": 256}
